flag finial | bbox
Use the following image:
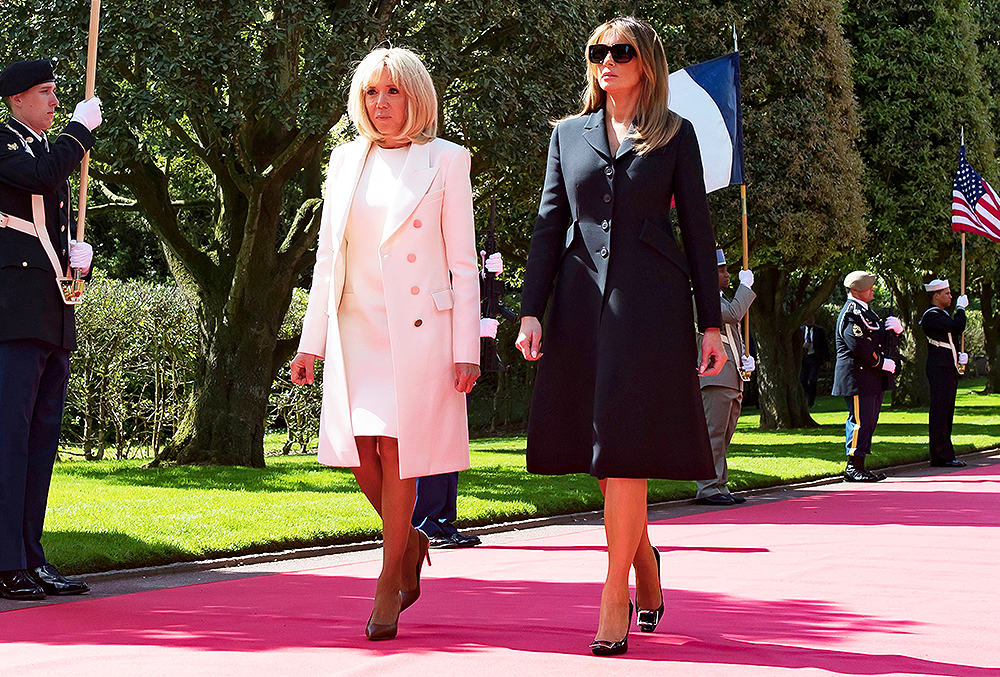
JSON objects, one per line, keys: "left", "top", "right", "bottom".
{"left": 732, "top": 24, "right": 738, "bottom": 52}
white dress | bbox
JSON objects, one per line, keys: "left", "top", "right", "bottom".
{"left": 339, "top": 145, "right": 409, "bottom": 437}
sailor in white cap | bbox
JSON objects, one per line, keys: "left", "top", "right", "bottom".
{"left": 918, "top": 279, "right": 969, "bottom": 468}
{"left": 694, "top": 248, "right": 756, "bottom": 505}
{"left": 831, "top": 271, "right": 902, "bottom": 481}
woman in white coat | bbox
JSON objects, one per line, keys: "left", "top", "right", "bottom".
{"left": 290, "top": 47, "right": 480, "bottom": 641}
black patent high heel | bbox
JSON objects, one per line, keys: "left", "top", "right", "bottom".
{"left": 637, "top": 545, "right": 664, "bottom": 633}
{"left": 590, "top": 600, "right": 633, "bottom": 656}
{"left": 399, "top": 529, "right": 431, "bottom": 612}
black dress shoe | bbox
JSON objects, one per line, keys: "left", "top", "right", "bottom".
{"left": 591, "top": 600, "right": 632, "bottom": 656}
{"left": 428, "top": 533, "right": 459, "bottom": 549}
{"left": 930, "top": 459, "right": 967, "bottom": 468}
{"left": 29, "top": 564, "right": 89, "bottom": 596}
{"left": 448, "top": 532, "right": 481, "bottom": 548}
{"left": 637, "top": 546, "right": 663, "bottom": 633}
{"left": 696, "top": 494, "right": 736, "bottom": 506}
{"left": 729, "top": 494, "right": 747, "bottom": 504}
{"left": 0, "top": 570, "right": 46, "bottom": 600}
{"left": 844, "top": 466, "right": 885, "bottom": 482}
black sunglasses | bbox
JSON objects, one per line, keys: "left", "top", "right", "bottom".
{"left": 587, "top": 43, "right": 638, "bottom": 64}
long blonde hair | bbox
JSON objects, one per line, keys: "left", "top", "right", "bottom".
{"left": 348, "top": 47, "right": 438, "bottom": 146}
{"left": 570, "top": 16, "right": 681, "bottom": 155}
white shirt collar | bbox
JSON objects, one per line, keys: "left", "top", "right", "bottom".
{"left": 10, "top": 116, "right": 47, "bottom": 142}
{"left": 848, "top": 293, "right": 869, "bottom": 310}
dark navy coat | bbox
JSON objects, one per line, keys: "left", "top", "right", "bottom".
{"left": 831, "top": 298, "right": 894, "bottom": 397}
{"left": 919, "top": 306, "right": 966, "bottom": 369}
{"left": 0, "top": 117, "right": 93, "bottom": 351}
{"left": 521, "top": 110, "right": 720, "bottom": 480}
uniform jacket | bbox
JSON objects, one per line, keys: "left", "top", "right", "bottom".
{"left": 298, "top": 137, "right": 479, "bottom": 480}
{"left": 831, "top": 297, "right": 894, "bottom": 397}
{"left": 919, "top": 306, "right": 966, "bottom": 369}
{"left": 520, "top": 110, "right": 720, "bottom": 480}
{"left": 0, "top": 118, "right": 94, "bottom": 350}
{"left": 698, "top": 284, "right": 755, "bottom": 391}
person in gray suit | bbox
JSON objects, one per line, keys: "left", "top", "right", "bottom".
{"left": 695, "top": 249, "right": 755, "bottom": 505}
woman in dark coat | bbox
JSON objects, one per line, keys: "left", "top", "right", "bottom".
{"left": 515, "top": 16, "right": 725, "bottom": 655}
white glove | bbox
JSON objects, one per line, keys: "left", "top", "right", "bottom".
{"left": 958, "top": 352, "right": 969, "bottom": 365}
{"left": 956, "top": 295, "right": 969, "bottom": 310}
{"left": 881, "top": 358, "right": 896, "bottom": 374}
{"left": 69, "top": 240, "right": 93, "bottom": 273}
{"left": 485, "top": 252, "right": 503, "bottom": 275}
{"left": 71, "top": 97, "right": 102, "bottom": 131}
{"left": 885, "top": 316, "right": 903, "bottom": 334}
{"left": 738, "top": 269, "right": 754, "bottom": 288}
{"left": 741, "top": 355, "right": 756, "bottom": 373}
{"left": 480, "top": 318, "right": 499, "bottom": 339}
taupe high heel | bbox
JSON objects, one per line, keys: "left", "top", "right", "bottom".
{"left": 399, "top": 529, "right": 431, "bottom": 612}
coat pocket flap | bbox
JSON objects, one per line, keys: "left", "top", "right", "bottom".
{"left": 431, "top": 288, "right": 454, "bottom": 311}
{"left": 639, "top": 220, "right": 691, "bottom": 277}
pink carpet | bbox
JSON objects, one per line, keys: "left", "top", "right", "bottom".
{"left": 4, "top": 465, "right": 1000, "bottom": 676}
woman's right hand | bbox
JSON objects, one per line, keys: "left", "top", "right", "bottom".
{"left": 515, "top": 316, "right": 543, "bottom": 361}
{"left": 290, "top": 352, "right": 318, "bottom": 385}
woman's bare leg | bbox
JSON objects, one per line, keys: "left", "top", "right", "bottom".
{"left": 595, "top": 477, "right": 647, "bottom": 642}
{"left": 597, "top": 479, "right": 662, "bottom": 611}
{"left": 370, "top": 436, "right": 417, "bottom": 625}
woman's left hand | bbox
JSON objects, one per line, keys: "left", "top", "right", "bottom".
{"left": 455, "top": 362, "right": 480, "bottom": 393}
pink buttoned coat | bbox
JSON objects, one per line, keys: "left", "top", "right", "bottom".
{"left": 298, "top": 137, "right": 480, "bottom": 479}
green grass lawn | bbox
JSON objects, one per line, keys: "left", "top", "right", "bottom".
{"left": 45, "top": 381, "right": 1000, "bottom": 574}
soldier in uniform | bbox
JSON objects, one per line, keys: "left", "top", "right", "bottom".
{"left": 0, "top": 60, "right": 101, "bottom": 599}
{"left": 695, "top": 249, "right": 756, "bottom": 506}
{"left": 918, "top": 279, "right": 969, "bottom": 468}
{"left": 831, "top": 271, "right": 903, "bottom": 482}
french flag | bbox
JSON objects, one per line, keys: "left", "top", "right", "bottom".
{"left": 668, "top": 53, "right": 745, "bottom": 193}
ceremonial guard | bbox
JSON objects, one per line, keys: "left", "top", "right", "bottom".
{"left": 0, "top": 60, "right": 101, "bottom": 599}
{"left": 831, "top": 271, "right": 902, "bottom": 482}
{"left": 918, "top": 279, "right": 968, "bottom": 468}
{"left": 695, "top": 249, "right": 756, "bottom": 506}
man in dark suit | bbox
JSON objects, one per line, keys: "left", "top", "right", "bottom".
{"left": 831, "top": 271, "right": 902, "bottom": 482}
{"left": 799, "top": 315, "right": 829, "bottom": 408}
{"left": 0, "top": 60, "right": 101, "bottom": 599}
{"left": 919, "top": 278, "right": 968, "bottom": 468}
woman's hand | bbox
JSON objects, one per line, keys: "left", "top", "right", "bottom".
{"left": 455, "top": 362, "right": 480, "bottom": 393}
{"left": 515, "top": 316, "right": 543, "bottom": 361}
{"left": 290, "top": 352, "right": 319, "bottom": 385}
{"left": 698, "top": 328, "right": 727, "bottom": 376}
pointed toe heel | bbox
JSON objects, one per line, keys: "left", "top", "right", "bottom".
{"left": 637, "top": 545, "right": 664, "bottom": 633}
{"left": 590, "top": 601, "right": 632, "bottom": 656}
{"left": 399, "top": 529, "right": 431, "bottom": 613}
{"left": 365, "top": 612, "right": 399, "bottom": 641}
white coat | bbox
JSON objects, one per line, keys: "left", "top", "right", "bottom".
{"left": 298, "top": 137, "right": 480, "bottom": 479}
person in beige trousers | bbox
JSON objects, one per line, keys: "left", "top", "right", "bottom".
{"left": 695, "top": 249, "right": 755, "bottom": 506}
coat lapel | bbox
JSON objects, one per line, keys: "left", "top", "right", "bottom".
{"left": 582, "top": 109, "right": 612, "bottom": 162}
{"left": 327, "top": 139, "right": 372, "bottom": 249}
{"left": 381, "top": 140, "right": 439, "bottom": 247}
{"left": 616, "top": 126, "right": 637, "bottom": 159}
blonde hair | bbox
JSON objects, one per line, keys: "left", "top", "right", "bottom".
{"left": 569, "top": 16, "right": 681, "bottom": 155}
{"left": 348, "top": 47, "right": 438, "bottom": 146}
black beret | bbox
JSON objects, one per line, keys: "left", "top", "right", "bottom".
{"left": 0, "top": 60, "right": 56, "bottom": 98}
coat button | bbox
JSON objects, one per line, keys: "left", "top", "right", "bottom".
{"left": 60, "top": 201, "right": 64, "bottom": 208}
{"left": 22, "top": 261, "right": 28, "bottom": 267}
{"left": 600, "top": 247, "right": 609, "bottom": 258}
{"left": 413, "top": 219, "right": 422, "bottom": 228}
{"left": 407, "top": 253, "right": 416, "bottom": 263}
{"left": 61, "top": 226, "right": 65, "bottom": 232}
{"left": 601, "top": 220, "right": 610, "bottom": 232}
{"left": 603, "top": 194, "right": 611, "bottom": 203}
{"left": 414, "top": 319, "right": 423, "bottom": 327}
{"left": 605, "top": 166, "right": 613, "bottom": 177}
{"left": 410, "top": 286, "right": 420, "bottom": 295}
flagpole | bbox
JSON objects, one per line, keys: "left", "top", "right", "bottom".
{"left": 960, "top": 231, "right": 966, "bottom": 355}
{"left": 741, "top": 184, "right": 750, "bottom": 355}
{"left": 74, "top": 0, "right": 101, "bottom": 250}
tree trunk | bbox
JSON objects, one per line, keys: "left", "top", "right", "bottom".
{"left": 890, "top": 284, "right": 930, "bottom": 408}
{"left": 981, "top": 277, "right": 1000, "bottom": 393}
{"left": 750, "top": 267, "right": 837, "bottom": 429}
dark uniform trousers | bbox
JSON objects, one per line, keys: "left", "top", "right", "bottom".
{"left": 412, "top": 472, "right": 459, "bottom": 537}
{"left": 844, "top": 393, "right": 883, "bottom": 460}
{"left": 0, "top": 339, "right": 70, "bottom": 570}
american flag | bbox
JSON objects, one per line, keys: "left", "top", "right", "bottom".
{"left": 953, "top": 146, "right": 1000, "bottom": 242}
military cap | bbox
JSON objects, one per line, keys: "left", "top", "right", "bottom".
{"left": 924, "top": 279, "right": 949, "bottom": 292}
{"left": 0, "top": 60, "right": 55, "bottom": 98}
{"left": 716, "top": 248, "right": 727, "bottom": 266}
{"left": 844, "top": 270, "right": 876, "bottom": 291}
